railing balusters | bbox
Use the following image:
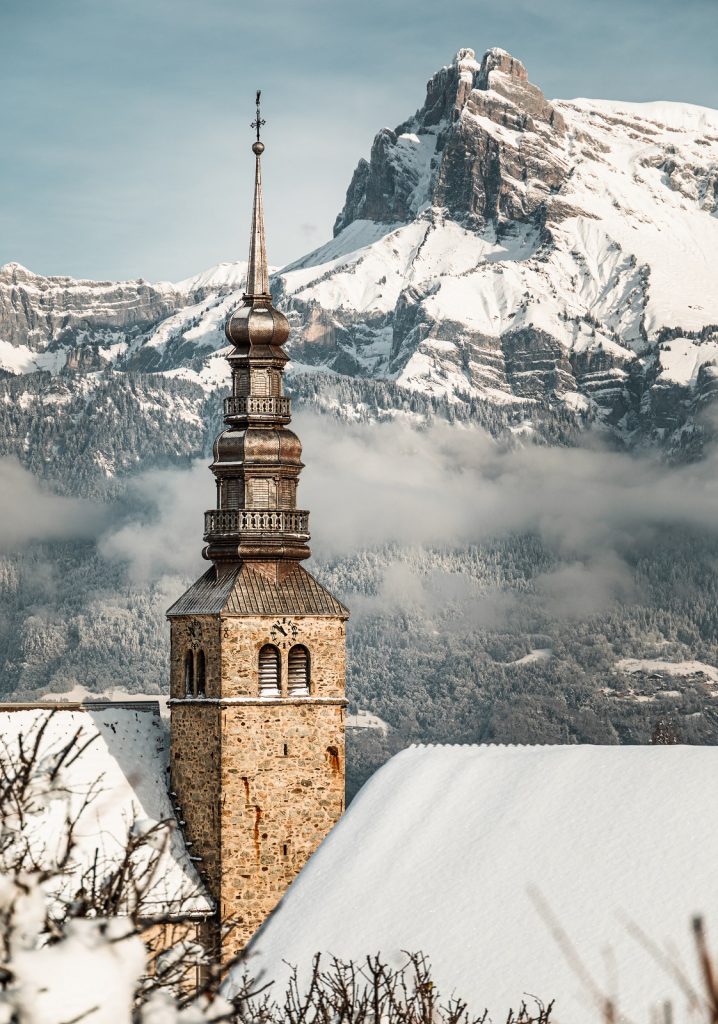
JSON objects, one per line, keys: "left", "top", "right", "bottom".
{"left": 223, "top": 396, "right": 291, "bottom": 418}
{"left": 204, "top": 509, "right": 309, "bottom": 536}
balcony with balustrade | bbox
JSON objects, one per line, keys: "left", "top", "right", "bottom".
{"left": 223, "top": 395, "right": 291, "bottom": 422}
{"left": 204, "top": 508, "right": 309, "bottom": 539}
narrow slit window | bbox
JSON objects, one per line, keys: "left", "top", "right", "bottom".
{"left": 259, "top": 644, "right": 280, "bottom": 696}
{"left": 196, "top": 649, "right": 206, "bottom": 697}
{"left": 250, "top": 479, "right": 270, "bottom": 509}
{"left": 288, "top": 645, "right": 310, "bottom": 696}
{"left": 184, "top": 651, "right": 194, "bottom": 697}
{"left": 226, "top": 478, "right": 243, "bottom": 509}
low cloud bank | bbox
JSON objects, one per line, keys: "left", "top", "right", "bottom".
{"left": 296, "top": 414, "right": 718, "bottom": 558}
{"left": 0, "top": 458, "right": 108, "bottom": 549}
{"left": 8, "top": 413, "right": 718, "bottom": 623}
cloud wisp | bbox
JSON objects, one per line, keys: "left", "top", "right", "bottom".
{"left": 88, "top": 411, "right": 718, "bottom": 623}
{"left": 0, "top": 458, "right": 108, "bottom": 550}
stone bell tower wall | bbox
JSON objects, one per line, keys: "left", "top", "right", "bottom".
{"left": 170, "top": 703, "right": 222, "bottom": 895}
{"left": 218, "top": 696, "right": 345, "bottom": 958}
{"left": 167, "top": 108, "right": 349, "bottom": 965}
{"left": 219, "top": 614, "right": 346, "bottom": 698}
{"left": 169, "top": 602, "right": 347, "bottom": 958}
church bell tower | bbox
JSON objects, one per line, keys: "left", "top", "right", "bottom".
{"left": 167, "top": 95, "right": 348, "bottom": 961}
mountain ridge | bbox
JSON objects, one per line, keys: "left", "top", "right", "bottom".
{"left": 1, "top": 45, "right": 718, "bottom": 454}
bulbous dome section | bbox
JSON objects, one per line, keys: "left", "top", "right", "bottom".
{"left": 241, "top": 427, "right": 303, "bottom": 466}
{"left": 212, "top": 429, "right": 245, "bottom": 465}
{"left": 211, "top": 427, "right": 303, "bottom": 470}
{"left": 225, "top": 301, "right": 290, "bottom": 359}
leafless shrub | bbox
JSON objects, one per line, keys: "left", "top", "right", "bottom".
{"left": 212, "top": 952, "right": 552, "bottom": 1024}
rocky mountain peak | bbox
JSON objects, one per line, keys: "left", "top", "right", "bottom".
{"left": 477, "top": 47, "right": 528, "bottom": 88}
{"left": 474, "top": 47, "right": 563, "bottom": 130}
{"left": 333, "top": 45, "right": 567, "bottom": 236}
{"left": 0, "top": 262, "right": 37, "bottom": 285}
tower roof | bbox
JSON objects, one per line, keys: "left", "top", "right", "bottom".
{"left": 245, "top": 89, "right": 270, "bottom": 299}
{"left": 188, "top": 92, "right": 320, "bottom": 575}
{"left": 167, "top": 564, "right": 349, "bottom": 619}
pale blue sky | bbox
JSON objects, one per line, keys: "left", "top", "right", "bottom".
{"left": 1, "top": 0, "right": 716, "bottom": 282}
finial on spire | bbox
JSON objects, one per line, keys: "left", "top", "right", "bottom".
{"left": 244, "top": 89, "right": 270, "bottom": 298}
{"left": 251, "top": 89, "right": 265, "bottom": 155}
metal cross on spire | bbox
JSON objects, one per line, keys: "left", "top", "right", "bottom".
{"left": 245, "top": 89, "right": 269, "bottom": 297}
{"left": 251, "top": 89, "right": 265, "bottom": 144}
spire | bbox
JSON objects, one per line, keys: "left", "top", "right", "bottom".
{"left": 206, "top": 91, "right": 308, "bottom": 574}
{"left": 245, "top": 90, "right": 270, "bottom": 299}
{"left": 224, "top": 92, "right": 289, "bottom": 355}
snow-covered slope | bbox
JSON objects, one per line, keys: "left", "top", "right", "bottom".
{"left": 0, "top": 259, "right": 248, "bottom": 388}
{"left": 2, "top": 46, "right": 717, "bottom": 447}
{"left": 0, "top": 704, "right": 210, "bottom": 916}
{"left": 236, "top": 743, "right": 718, "bottom": 1022}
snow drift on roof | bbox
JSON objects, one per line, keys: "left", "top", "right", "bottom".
{"left": 0, "top": 704, "right": 211, "bottom": 916}
{"left": 233, "top": 743, "right": 718, "bottom": 1022}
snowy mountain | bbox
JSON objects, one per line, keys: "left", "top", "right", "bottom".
{"left": 0, "top": 259, "right": 247, "bottom": 384}
{"left": 2, "top": 47, "right": 718, "bottom": 451}
{"left": 276, "top": 47, "right": 718, "bottom": 444}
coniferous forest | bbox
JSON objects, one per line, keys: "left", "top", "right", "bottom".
{"left": 3, "top": 370, "right": 718, "bottom": 799}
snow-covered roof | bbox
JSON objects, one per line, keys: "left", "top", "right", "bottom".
{"left": 237, "top": 743, "right": 718, "bottom": 1022}
{"left": 0, "top": 703, "right": 211, "bottom": 917}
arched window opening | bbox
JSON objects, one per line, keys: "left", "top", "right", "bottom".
{"left": 184, "top": 651, "right": 194, "bottom": 697}
{"left": 196, "top": 649, "right": 206, "bottom": 697}
{"left": 258, "top": 644, "right": 280, "bottom": 696}
{"left": 288, "top": 645, "right": 310, "bottom": 696}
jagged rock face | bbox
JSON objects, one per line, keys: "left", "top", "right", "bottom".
{"left": 0, "top": 262, "right": 247, "bottom": 376}
{"left": 277, "top": 46, "right": 718, "bottom": 448}
{"left": 2, "top": 47, "right": 718, "bottom": 455}
{"left": 334, "top": 48, "right": 568, "bottom": 234}
{"left": 0, "top": 263, "right": 182, "bottom": 350}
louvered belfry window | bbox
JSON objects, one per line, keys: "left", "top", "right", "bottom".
{"left": 251, "top": 479, "right": 270, "bottom": 509}
{"left": 254, "top": 369, "right": 269, "bottom": 396}
{"left": 288, "top": 645, "right": 310, "bottom": 696}
{"left": 184, "top": 651, "right": 194, "bottom": 697}
{"left": 259, "top": 644, "right": 280, "bottom": 696}
{"left": 196, "top": 650, "right": 206, "bottom": 697}
{"left": 226, "top": 478, "right": 243, "bottom": 509}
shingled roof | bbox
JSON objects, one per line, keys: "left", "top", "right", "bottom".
{"left": 167, "top": 564, "right": 348, "bottom": 618}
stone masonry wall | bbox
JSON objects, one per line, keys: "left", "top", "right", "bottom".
{"left": 170, "top": 610, "right": 346, "bottom": 964}
{"left": 170, "top": 616, "right": 222, "bottom": 699}
{"left": 219, "top": 698, "right": 345, "bottom": 959}
{"left": 219, "top": 615, "right": 346, "bottom": 698}
{"left": 170, "top": 702, "right": 222, "bottom": 896}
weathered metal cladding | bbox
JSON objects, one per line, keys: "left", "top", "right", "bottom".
{"left": 224, "top": 302, "right": 290, "bottom": 358}
{"left": 211, "top": 427, "right": 302, "bottom": 466}
{"left": 203, "top": 135, "right": 311, "bottom": 568}
{"left": 167, "top": 563, "right": 348, "bottom": 618}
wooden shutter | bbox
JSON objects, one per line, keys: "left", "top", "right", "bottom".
{"left": 288, "top": 645, "right": 309, "bottom": 695}
{"left": 259, "top": 645, "right": 280, "bottom": 696}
